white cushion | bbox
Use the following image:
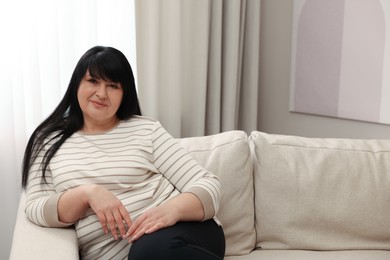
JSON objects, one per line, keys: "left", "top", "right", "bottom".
{"left": 178, "top": 131, "right": 256, "bottom": 255}
{"left": 250, "top": 131, "right": 390, "bottom": 250}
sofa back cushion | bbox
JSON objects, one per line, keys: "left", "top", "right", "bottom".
{"left": 250, "top": 131, "right": 390, "bottom": 250}
{"left": 178, "top": 131, "right": 256, "bottom": 255}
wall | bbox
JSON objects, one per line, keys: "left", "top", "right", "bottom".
{"left": 259, "top": 0, "right": 390, "bottom": 139}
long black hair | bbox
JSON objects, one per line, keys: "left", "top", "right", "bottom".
{"left": 22, "top": 46, "right": 141, "bottom": 188}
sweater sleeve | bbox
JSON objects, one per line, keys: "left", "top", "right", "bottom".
{"left": 25, "top": 148, "right": 73, "bottom": 228}
{"left": 150, "top": 122, "right": 221, "bottom": 220}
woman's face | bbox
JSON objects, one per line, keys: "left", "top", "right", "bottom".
{"left": 77, "top": 71, "right": 123, "bottom": 132}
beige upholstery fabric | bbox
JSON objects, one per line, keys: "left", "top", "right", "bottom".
{"left": 179, "top": 130, "right": 256, "bottom": 255}
{"left": 250, "top": 131, "right": 390, "bottom": 250}
{"left": 10, "top": 193, "right": 79, "bottom": 260}
{"left": 225, "top": 250, "right": 390, "bottom": 260}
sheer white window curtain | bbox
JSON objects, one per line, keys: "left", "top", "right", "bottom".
{"left": 0, "top": 1, "right": 137, "bottom": 258}
{"left": 135, "top": 0, "right": 261, "bottom": 137}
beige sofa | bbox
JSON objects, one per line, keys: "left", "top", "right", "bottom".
{"left": 10, "top": 131, "right": 390, "bottom": 259}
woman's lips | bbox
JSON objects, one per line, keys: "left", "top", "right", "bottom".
{"left": 90, "top": 100, "right": 107, "bottom": 108}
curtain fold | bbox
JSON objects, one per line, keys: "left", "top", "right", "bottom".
{"left": 135, "top": 0, "right": 261, "bottom": 137}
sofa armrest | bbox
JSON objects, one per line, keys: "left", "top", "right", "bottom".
{"left": 10, "top": 192, "right": 79, "bottom": 260}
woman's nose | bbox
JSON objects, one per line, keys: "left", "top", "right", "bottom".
{"left": 95, "top": 84, "right": 107, "bottom": 98}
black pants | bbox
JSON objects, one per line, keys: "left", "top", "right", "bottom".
{"left": 128, "top": 219, "right": 225, "bottom": 259}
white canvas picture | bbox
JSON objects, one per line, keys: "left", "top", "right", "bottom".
{"left": 290, "top": 0, "right": 390, "bottom": 124}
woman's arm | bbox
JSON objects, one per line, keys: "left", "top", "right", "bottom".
{"left": 151, "top": 122, "right": 221, "bottom": 219}
{"left": 56, "top": 186, "right": 89, "bottom": 223}
{"left": 58, "top": 184, "right": 133, "bottom": 240}
{"left": 26, "top": 165, "right": 132, "bottom": 241}
{"left": 25, "top": 155, "right": 68, "bottom": 228}
{"left": 124, "top": 122, "right": 221, "bottom": 243}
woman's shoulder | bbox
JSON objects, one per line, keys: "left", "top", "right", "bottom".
{"left": 119, "top": 116, "right": 162, "bottom": 131}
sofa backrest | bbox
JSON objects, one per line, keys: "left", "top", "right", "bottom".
{"left": 178, "top": 131, "right": 256, "bottom": 256}
{"left": 250, "top": 131, "right": 390, "bottom": 251}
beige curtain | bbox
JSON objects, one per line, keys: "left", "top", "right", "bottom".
{"left": 135, "top": 0, "right": 261, "bottom": 137}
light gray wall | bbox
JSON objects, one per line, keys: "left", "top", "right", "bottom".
{"left": 259, "top": 0, "right": 390, "bottom": 139}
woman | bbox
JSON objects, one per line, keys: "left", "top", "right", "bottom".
{"left": 22, "top": 46, "right": 225, "bottom": 259}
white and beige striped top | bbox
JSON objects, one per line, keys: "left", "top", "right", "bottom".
{"left": 25, "top": 116, "right": 221, "bottom": 260}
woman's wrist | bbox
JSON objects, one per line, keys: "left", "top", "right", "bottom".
{"left": 82, "top": 184, "right": 99, "bottom": 206}
{"left": 166, "top": 193, "right": 204, "bottom": 222}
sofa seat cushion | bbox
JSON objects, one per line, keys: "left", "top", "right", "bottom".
{"left": 224, "top": 249, "right": 390, "bottom": 260}
{"left": 178, "top": 131, "right": 256, "bottom": 256}
{"left": 250, "top": 131, "right": 390, "bottom": 250}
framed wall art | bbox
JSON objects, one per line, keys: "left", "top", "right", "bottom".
{"left": 290, "top": 0, "right": 390, "bottom": 124}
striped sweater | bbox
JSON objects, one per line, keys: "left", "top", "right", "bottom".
{"left": 25, "top": 116, "right": 221, "bottom": 259}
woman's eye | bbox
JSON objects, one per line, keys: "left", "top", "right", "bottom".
{"left": 88, "top": 78, "right": 98, "bottom": 84}
{"left": 108, "top": 84, "right": 119, "bottom": 89}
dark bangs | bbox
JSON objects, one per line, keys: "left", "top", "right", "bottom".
{"left": 86, "top": 52, "right": 125, "bottom": 83}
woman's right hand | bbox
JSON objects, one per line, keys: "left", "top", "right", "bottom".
{"left": 85, "top": 185, "right": 133, "bottom": 240}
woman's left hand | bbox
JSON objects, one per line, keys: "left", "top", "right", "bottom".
{"left": 126, "top": 192, "right": 204, "bottom": 243}
{"left": 126, "top": 203, "right": 178, "bottom": 243}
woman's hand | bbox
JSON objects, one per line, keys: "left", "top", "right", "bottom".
{"left": 58, "top": 184, "right": 132, "bottom": 240}
{"left": 126, "top": 192, "right": 204, "bottom": 243}
{"left": 86, "top": 185, "right": 133, "bottom": 240}
{"left": 125, "top": 202, "right": 179, "bottom": 243}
